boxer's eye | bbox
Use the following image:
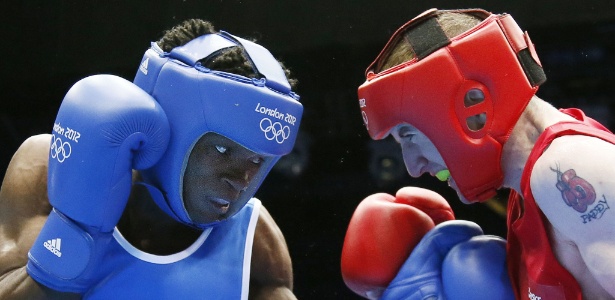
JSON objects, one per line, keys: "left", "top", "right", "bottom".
{"left": 399, "top": 131, "right": 415, "bottom": 140}
{"left": 250, "top": 156, "right": 264, "bottom": 164}
{"left": 215, "top": 145, "right": 228, "bottom": 154}
{"left": 398, "top": 128, "right": 415, "bottom": 142}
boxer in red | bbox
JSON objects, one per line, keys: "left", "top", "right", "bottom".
{"left": 343, "top": 8, "right": 615, "bottom": 300}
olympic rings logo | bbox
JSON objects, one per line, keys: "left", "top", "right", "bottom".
{"left": 50, "top": 134, "right": 72, "bottom": 163}
{"left": 260, "top": 118, "right": 290, "bottom": 144}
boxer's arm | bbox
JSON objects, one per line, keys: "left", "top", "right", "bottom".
{"left": 531, "top": 135, "right": 615, "bottom": 297}
{"left": 249, "top": 205, "right": 296, "bottom": 300}
{"left": 0, "top": 135, "right": 79, "bottom": 299}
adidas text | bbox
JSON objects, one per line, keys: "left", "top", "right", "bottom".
{"left": 44, "top": 239, "right": 62, "bottom": 258}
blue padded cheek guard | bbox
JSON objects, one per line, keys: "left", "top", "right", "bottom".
{"left": 133, "top": 32, "right": 303, "bottom": 228}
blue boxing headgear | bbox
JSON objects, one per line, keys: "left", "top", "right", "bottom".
{"left": 133, "top": 31, "right": 303, "bottom": 229}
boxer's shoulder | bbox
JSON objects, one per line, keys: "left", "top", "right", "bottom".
{"left": 535, "top": 134, "right": 615, "bottom": 168}
{"left": 1, "top": 134, "right": 53, "bottom": 218}
{"left": 250, "top": 204, "right": 294, "bottom": 292}
{"left": 0, "top": 134, "right": 52, "bottom": 272}
{"left": 530, "top": 134, "right": 615, "bottom": 200}
{"left": 530, "top": 133, "right": 615, "bottom": 241}
{"left": 13, "top": 134, "right": 53, "bottom": 162}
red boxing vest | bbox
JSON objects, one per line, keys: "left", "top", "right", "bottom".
{"left": 507, "top": 108, "right": 614, "bottom": 299}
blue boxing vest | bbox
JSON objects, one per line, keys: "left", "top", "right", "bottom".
{"left": 84, "top": 199, "right": 261, "bottom": 300}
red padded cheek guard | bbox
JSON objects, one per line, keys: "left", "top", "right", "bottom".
{"left": 358, "top": 11, "right": 545, "bottom": 202}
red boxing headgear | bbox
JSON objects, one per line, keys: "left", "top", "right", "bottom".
{"left": 358, "top": 9, "right": 546, "bottom": 202}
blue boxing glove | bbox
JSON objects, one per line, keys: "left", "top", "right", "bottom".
{"left": 442, "top": 235, "right": 514, "bottom": 300}
{"left": 380, "top": 220, "right": 483, "bottom": 300}
{"left": 27, "top": 75, "right": 170, "bottom": 293}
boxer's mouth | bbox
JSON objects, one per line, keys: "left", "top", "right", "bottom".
{"left": 210, "top": 197, "right": 230, "bottom": 214}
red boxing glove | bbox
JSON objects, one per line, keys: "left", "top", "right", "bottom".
{"left": 341, "top": 187, "right": 455, "bottom": 299}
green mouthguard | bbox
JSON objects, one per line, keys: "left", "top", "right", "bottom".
{"left": 435, "top": 170, "right": 450, "bottom": 182}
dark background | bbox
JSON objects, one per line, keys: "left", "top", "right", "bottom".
{"left": 3, "top": 1, "right": 615, "bottom": 298}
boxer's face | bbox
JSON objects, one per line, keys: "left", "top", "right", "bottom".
{"left": 391, "top": 124, "right": 446, "bottom": 178}
{"left": 391, "top": 124, "right": 472, "bottom": 204}
{"left": 183, "top": 132, "right": 265, "bottom": 223}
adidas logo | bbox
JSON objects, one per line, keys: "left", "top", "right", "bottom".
{"left": 43, "top": 238, "right": 62, "bottom": 258}
{"left": 139, "top": 57, "right": 149, "bottom": 75}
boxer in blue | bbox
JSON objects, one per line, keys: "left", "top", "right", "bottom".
{"left": 0, "top": 19, "right": 302, "bottom": 299}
